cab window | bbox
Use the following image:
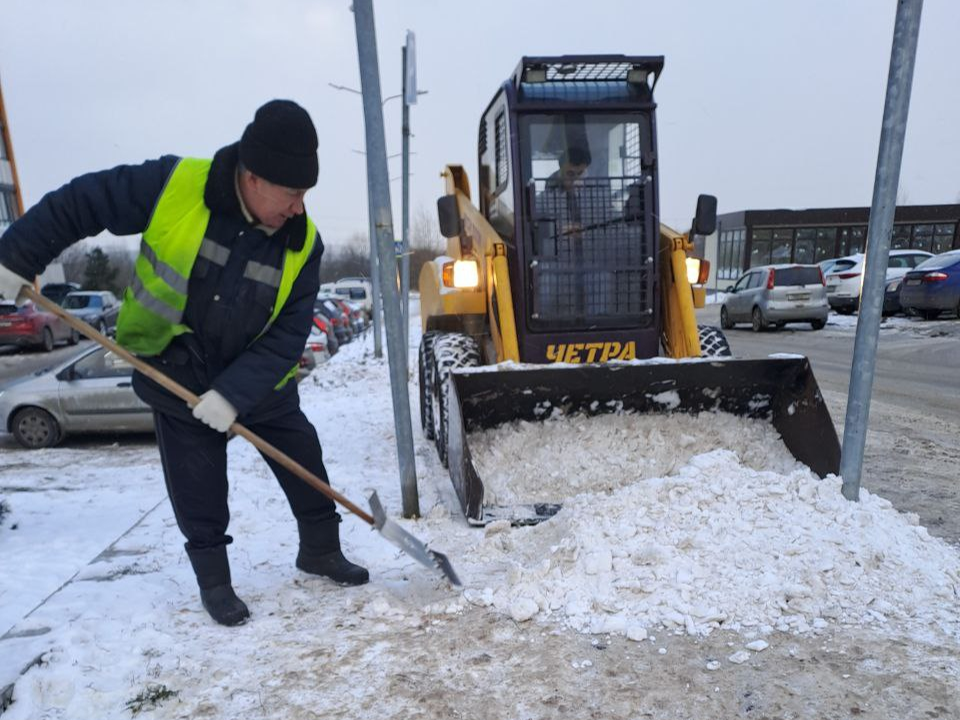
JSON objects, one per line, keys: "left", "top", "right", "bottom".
{"left": 733, "top": 273, "right": 754, "bottom": 292}
{"left": 71, "top": 350, "right": 133, "bottom": 379}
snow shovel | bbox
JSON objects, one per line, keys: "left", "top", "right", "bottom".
{"left": 24, "top": 287, "right": 461, "bottom": 586}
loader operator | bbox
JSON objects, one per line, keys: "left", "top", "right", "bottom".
{"left": 539, "top": 145, "right": 592, "bottom": 236}
{"left": 0, "top": 100, "right": 368, "bottom": 627}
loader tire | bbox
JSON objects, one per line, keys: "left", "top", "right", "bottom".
{"left": 430, "top": 333, "right": 482, "bottom": 467}
{"left": 698, "top": 325, "right": 732, "bottom": 358}
{"left": 419, "top": 332, "right": 439, "bottom": 440}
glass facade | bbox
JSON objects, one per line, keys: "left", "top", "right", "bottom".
{"left": 718, "top": 218, "right": 958, "bottom": 280}
{"left": 717, "top": 228, "right": 745, "bottom": 280}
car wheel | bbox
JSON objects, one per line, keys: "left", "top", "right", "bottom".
{"left": 751, "top": 307, "right": 767, "bottom": 333}
{"left": 719, "top": 306, "right": 733, "bottom": 330}
{"left": 68, "top": 327, "right": 80, "bottom": 345}
{"left": 919, "top": 309, "right": 940, "bottom": 321}
{"left": 810, "top": 319, "right": 826, "bottom": 330}
{"left": 11, "top": 406, "right": 62, "bottom": 449}
{"left": 836, "top": 307, "right": 854, "bottom": 316}
{"left": 40, "top": 327, "right": 54, "bottom": 352}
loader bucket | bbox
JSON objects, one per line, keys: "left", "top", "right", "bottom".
{"left": 444, "top": 357, "right": 840, "bottom": 525}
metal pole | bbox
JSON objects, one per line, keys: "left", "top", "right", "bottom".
{"left": 352, "top": 0, "right": 420, "bottom": 517}
{"left": 840, "top": 0, "right": 923, "bottom": 501}
{"left": 401, "top": 44, "right": 411, "bottom": 353}
{"left": 367, "top": 193, "right": 383, "bottom": 358}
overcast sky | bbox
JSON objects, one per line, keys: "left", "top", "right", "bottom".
{"left": 1, "top": 0, "right": 958, "bottom": 251}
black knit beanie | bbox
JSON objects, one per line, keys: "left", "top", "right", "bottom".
{"left": 239, "top": 100, "right": 319, "bottom": 189}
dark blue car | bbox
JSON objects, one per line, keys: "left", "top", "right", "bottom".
{"left": 899, "top": 250, "right": 960, "bottom": 320}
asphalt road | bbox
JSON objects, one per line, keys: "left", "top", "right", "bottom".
{"left": 697, "top": 305, "right": 960, "bottom": 425}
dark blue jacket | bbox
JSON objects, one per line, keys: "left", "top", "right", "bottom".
{"left": 0, "top": 143, "right": 323, "bottom": 421}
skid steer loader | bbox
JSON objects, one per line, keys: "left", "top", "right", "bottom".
{"left": 418, "top": 56, "right": 840, "bottom": 525}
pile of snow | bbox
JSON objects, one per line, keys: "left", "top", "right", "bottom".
{"left": 464, "top": 414, "right": 960, "bottom": 640}
{"left": 472, "top": 412, "right": 800, "bottom": 505}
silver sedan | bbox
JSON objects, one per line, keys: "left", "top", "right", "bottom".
{"left": 0, "top": 345, "right": 154, "bottom": 448}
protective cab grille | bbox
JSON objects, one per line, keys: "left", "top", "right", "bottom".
{"left": 527, "top": 175, "right": 654, "bottom": 328}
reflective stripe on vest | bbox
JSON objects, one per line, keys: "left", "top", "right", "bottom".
{"left": 115, "top": 157, "right": 317, "bottom": 377}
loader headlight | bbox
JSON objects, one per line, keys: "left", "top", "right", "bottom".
{"left": 442, "top": 259, "right": 480, "bottom": 289}
{"left": 686, "top": 257, "right": 710, "bottom": 285}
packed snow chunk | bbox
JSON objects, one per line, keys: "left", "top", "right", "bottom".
{"left": 510, "top": 597, "right": 540, "bottom": 623}
{"left": 471, "top": 410, "right": 800, "bottom": 506}
{"left": 728, "top": 651, "right": 751, "bottom": 665}
{"left": 650, "top": 391, "right": 681, "bottom": 410}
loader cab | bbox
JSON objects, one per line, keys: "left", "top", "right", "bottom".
{"left": 478, "top": 56, "right": 665, "bottom": 363}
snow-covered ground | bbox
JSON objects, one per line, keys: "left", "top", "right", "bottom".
{"left": 1, "top": 307, "right": 959, "bottom": 718}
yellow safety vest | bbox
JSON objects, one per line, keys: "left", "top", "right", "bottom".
{"left": 115, "top": 157, "right": 316, "bottom": 385}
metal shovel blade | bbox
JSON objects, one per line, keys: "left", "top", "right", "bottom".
{"left": 368, "top": 492, "right": 461, "bottom": 586}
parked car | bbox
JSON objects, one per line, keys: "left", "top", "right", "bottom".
{"left": 62, "top": 290, "right": 121, "bottom": 333}
{"left": 720, "top": 264, "right": 829, "bottom": 332}
{"left": 883, "top": 277, "right": 906, "bottom": 316}
{"left": 315, "top": 296, "right": 353, "bottom": 345}
{"left": 40, "top": 282, "right": 81, "bottom": 305}
{"left": 313, "top": 315, "right": 338, "bottom": 356}
{"left": 344, "top": 299, "right": 369, "bottom": 331}
{"left": 305, "top": 325, "right": 331, "bottom": 365}
{"left": 330, "top": 296, "right": 364, "bottom": 335}
{"left": 0, "top": 342, "right": 321, "bottom": 449}
{"left": 0, "top": 344, "right": 152, "bottom": 447}
{"left": 0, "top": 300, "right": 79, "bottom": 351}
{"left": 824, "top": 250, "right": 933, "bottom": 314}
{"left": 297, "top": 346, "right": 317, "bottom": 381}
{"left": 899, "top": 250, "right": 960, "bottom": 320}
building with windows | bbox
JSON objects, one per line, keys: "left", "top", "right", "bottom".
{"left": 0, "top": 74, "right": 25, "bottom": 237}
{"left": 702, "top": 204, "right": 960, "bottom": 289}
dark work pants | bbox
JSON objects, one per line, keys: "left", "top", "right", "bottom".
{"left": 153, "top": 406, "right": 338, "bottom": 551}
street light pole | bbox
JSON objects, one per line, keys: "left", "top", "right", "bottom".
{"left": 365, "top": 187, "right": 383, "bottom": 358}
{"left": 329, "top": 83, "right": 423, "bottom": 359}
{"left": 401, "top": 43, "right": 411, "bottom": 351}
{"left": 840, "top": 0, "right": 924, "bottom": 501}
{"left": 352, "top": 0, "right": 420, "bottom": 518}
{"left": 400, "top": 32, "right": 426, "bottom": 353}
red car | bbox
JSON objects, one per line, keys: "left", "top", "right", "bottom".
{"left": 0, "top": 301, "right": 79, "bottom": 351}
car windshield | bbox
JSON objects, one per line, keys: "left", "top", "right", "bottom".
{"left": 773, "top": 267, "right": 821, "bottom": 287}
{"left": 914, "top": 251, "right": 960, "bottom": 271}
{"left": 64, "top": 295, "right": 101, "bottom": 309}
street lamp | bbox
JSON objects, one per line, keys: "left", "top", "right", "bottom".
{"left": 330, "top": 80, "right": 428, "bottom": 357}
{"left": 329, "top": 83, "right": 427, "bottom": 106}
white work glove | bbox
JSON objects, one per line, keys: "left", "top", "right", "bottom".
{"left": 191, "top": 390, "right": 238, "bottom": 433}
{"left": 0, "top": 263, "right": 31, "bottom": 304}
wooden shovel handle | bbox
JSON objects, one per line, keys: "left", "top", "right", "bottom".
{"left": 23, "top": 286, "right": 375, "bottom": 525}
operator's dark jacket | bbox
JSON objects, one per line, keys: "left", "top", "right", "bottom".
{"left": 0, "top": 144, "right": 323, "bottom": 421}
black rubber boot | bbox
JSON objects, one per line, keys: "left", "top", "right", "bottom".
{"left": 186, "top": 545, "right": 250, "bottom": 626}
{"left": 295, "top": 517, "right": 369, "bottom": 586}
